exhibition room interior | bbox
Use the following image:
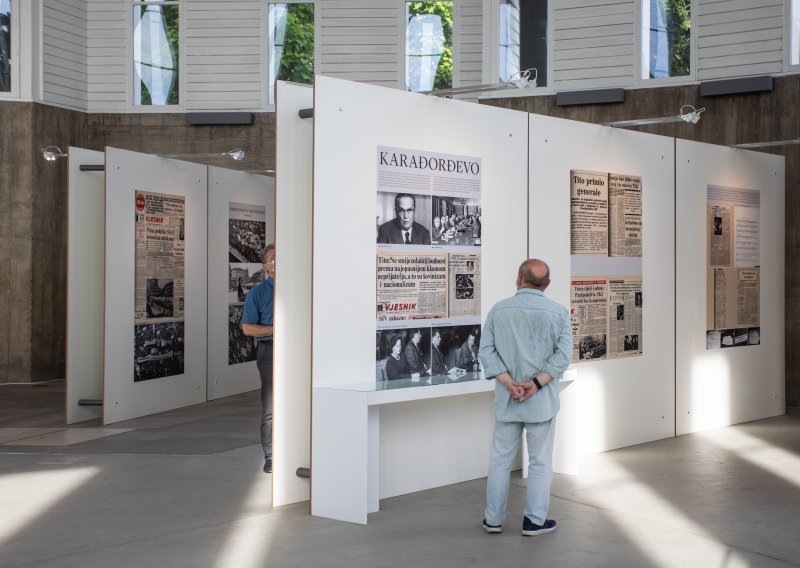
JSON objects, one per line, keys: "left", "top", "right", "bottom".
{"left": 1, "top": 1, "right": 800, "bottom": 567}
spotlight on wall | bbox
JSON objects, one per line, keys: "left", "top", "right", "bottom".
{"left": 41, "top": 146, "right": 69, "bottom": 161}
{"left": 160, "top": 148, "right": 246, "bottom": 161}
{"left": 602, "top": 105, "right": 705, "bottom": 128}
{"left": 422, "top": 68, "right": 537, "bottom": 97}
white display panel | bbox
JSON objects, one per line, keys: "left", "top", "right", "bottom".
{"left": 66, "top": 147, "right": 105, "bottom": 424}
{"left": 273, "top": 81, "right": 314, "bottom": 507}
{"left": 207, "top": 166, "right": 274, "bottom": 401}
{"left": 675, "top": 140, "right": 784, "bottom": 434}
{"left": 312, "top": 76, "right": 528, "bottom": 513}
{"left": 103, "top": 148, "right": 208, "bottom": 424}
{"left": 529, "top": 115, "right": 676, "bottom": 454}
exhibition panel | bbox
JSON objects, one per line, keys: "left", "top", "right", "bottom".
{"left": 273, "top": 81, "right": 314, "bottom": 507}
{"left": 66, "top": 147, "right": 105, "bottom": 424}
{"left": 207, "top": 166, "right": 275, "bottom": 401}
{"left": 676, "top": 140, "right": 784, "bottom": 434}
{"left": 103, "top": 148, "right": 208, "bottom": 425}
{"left": 311, "top": 76, "right": 528, "bottom": 522}
{"left": 529, "top": 115, "right": 676, "bottom": 454}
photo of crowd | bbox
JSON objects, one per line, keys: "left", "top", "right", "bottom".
{"left": 134, "top": 322, "right": 185, "bottom": 382}
{"left": 145, "top": 279, "right": 175, "bottom": 318}
{"left": 229, "top": 218, "right": 266, "bottom": 263}
{"left": 578, "top": 335, "right": 607, "bottom": 360}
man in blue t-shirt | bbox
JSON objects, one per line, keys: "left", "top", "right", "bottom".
{"left": 241, "top": 244, "right": 276, "bottom": 474}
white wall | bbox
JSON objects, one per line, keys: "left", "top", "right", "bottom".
{"left": 529, "top": 114, "right": 676, "bottom": 455}
{"left": 312, "top": 75, "right": 529, "bottom": 499}
{"left": 675, "top": 139, "right": 785, "bottom": 434}
{"left": 103, "top": 147, "right": 208, "bottom": 424}
{"left": 66, "top": 147, "right": 105, "bottom": 424}
{"left": 273, "top": 81, "right": 314, "bottom": 507}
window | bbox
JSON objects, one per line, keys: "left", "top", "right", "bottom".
{"left": 133, "top": 1, "right": 180, "bottom": 106}
{"left": 0, "top": 0, "right": 11, "bottom": 93}
{"left": 267, "top": 2, "right": 314, "bottom": 106}
{"left": 792, "top": 0, "right": 800, "bottom": 66}
{"left": 498, "top": 0, "right": 547, "bottom": 86}
{"left": 405, "top": 1, "right": 453, "bottom": 92}
{"left": 642, "top": 0, "right": 690, "bottom": 79}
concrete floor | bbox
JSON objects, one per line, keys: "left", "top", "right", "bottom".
{"left": 1, "top": 381, "right": 798, "bottom": 568}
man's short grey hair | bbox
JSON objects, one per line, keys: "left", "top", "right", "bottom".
{"left": 262, "top": 243, "right": 275, "bottom": 264}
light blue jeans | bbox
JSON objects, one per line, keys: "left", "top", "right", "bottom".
{"left": 485, "top": 416, "right": 557, "bottom": 526}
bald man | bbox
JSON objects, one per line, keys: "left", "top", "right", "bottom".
{"left": 478, "top": 259, "right": 572, "bottom": 537}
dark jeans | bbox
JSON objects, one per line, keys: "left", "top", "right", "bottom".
{"left": 257, "top": 342, "right": 274, "bottom": 460}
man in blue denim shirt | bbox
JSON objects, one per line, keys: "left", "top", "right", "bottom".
{"left": 479, "top": 259, "right": 572, "bottom": 537}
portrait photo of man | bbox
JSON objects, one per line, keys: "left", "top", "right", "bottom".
{"left": 377, "top": 193, "right": 431, "bottom": 245}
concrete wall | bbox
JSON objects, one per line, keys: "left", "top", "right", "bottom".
{"left": 482, "top": 74, "right": 800, "bottom": 408}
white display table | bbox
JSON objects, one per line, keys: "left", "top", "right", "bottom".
{"left": 311, "top": 370, "right": 577, "bottom": 525}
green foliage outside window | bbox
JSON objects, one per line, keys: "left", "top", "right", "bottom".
{"left": 276, "top": 3, "right": 314, "bottom": 85}
{"left": 137, "top": 4, "right": 179, "bottom": 105}
{"left": 665, "top": 0, "right": 690, "bottom": 77}
{"left": 407, "top": 1, "right": 453, "bottom": 90}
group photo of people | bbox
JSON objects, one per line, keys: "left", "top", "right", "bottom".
{"left": 229, "top": 218, "right": 266, "bottom": 263}
{"left": 375, "top": 325, "right": 481, "bottom": 384}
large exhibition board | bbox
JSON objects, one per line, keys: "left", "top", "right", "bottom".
{"left": 66, "top": 147, "right": 105, "bottom": 424}
{"left": 529, "top": 115, "right": 675, "bottom": 455}
{"left": 273, "top": 81, "right": 313, "bottom": 507}
{"left": 675, "top": 140, "right": 784, "bottom": 434}
{"left": 103, "top": 147, "right": 208, "bottom": 424}
{"left": 311, "top": 76, "right": 528, "bottom": 518}
{"left": 207, "top": 166, "right": 274, "bottom": 401}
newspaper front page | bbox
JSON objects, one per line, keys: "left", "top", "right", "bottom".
{"left": 133, "top": 191, "right": 186, "bottom": 382}
{"left": 447, "top": 253, "right": 481, "bottom": 318}
{"left": 571, "top": 279, "right": 609, "bottom": 362}
{"left": 376, "top": 254, "right": 448, "bottom": 321}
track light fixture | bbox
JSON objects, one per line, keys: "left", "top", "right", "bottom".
{"left": 41, "top": 146, "right": 68, "bottom": 161}
{"left": 159, "top": 148, "right": 246, "bottom": 161}
{"left": 732, "top": 138, "right": 800, "bottom": 149}
{"left": 422, "top": 68, "right": 537, "bottom": 97}
{"left": 602, "top": 105, "right": 705, "bottom": 128}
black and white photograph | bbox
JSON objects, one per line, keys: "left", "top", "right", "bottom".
{"left": 228, "top": 305, "right": 256, "bottom": 365}
{"left": 713, "top": 216, "right": 723, "bottom": 236}
{"left": 578, "top": 334, "right": 607, "bottom": 360}
{"left": 720, "top": 328, "right": 736, "bottom": 348}
{"left": 623, "top": 334, "right": 639, "bottom": 351}
{"left": 455, "top": 273, "right": 474, "bottom": 299}
{"left": 706, "top": 330, "right": 721, "bottom": 349}
{"left": 229, "top": 202, "right": 266, "bottom": 263}
{"left": 635, "top": 291, "right": 643, "bottom": 308}
{"left": 376, "top": 191, "right": 432, "bottom": 245}
{"left": 734, "top": 330, "right": 749, "bottom": 347}
{"left": 375, "top": 327, "right": 431, "bottom": 382}
{"left": 229, "top": 263, "right": 264, "bottom": 303}
{"left": 146, "top": 278, "right": 175, "bottom": 318}
{"left": 429, "top": 325, "right": 481, "bottom": 380}
{"left": 134, "top": 322, "right": 185, "bottom": 382}
{"left": 430, "top": 195, "right": 481, "bottom": 246}
{"left": 616, "top": 304, "right": 625, "bottom": 320}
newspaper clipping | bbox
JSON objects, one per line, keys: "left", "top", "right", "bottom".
{"left": 609, "top": 173, "right": 642, "bottom": 257}
{"left": 571, "top": 277, "right": 643, "bottom": 363}
{"left": 375, "top": 146, "right": 482, "bottom": 387}
{"left": 571, "top": 171, "right": 609, "bottom": 255}
{"left": 134, "top": 191, "right": 186, "bottom": 382}
{"left": 571, "top": 279, "right": 609, "bottom": 362}
{"left": 228, "top": 202, "right": 266, "bottom": 365}
{"left": 376, "top": 254, "right": 448, "bottom": 321}
{"left": 448, "top": 253, "right": 481, "bottom": 318}
{"left": 706, "top": 185, "right": 760, "bottom": 349}
{"left": 607, "top": 278, "right": 643, "bottom": 357}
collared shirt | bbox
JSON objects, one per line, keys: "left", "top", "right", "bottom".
{"left": 241, "top": 277, "right": 274, "bottom": 343}
{"left": 479, "top": 288, "right": 572, "bottom": 423}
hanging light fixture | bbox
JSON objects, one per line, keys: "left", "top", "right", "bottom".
{"left": 602, "top": 105, "right": 706, "bottom": 127}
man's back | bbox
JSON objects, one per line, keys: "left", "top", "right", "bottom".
{"left": 479, "top": 288, "right": 571, "bottom": 423}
